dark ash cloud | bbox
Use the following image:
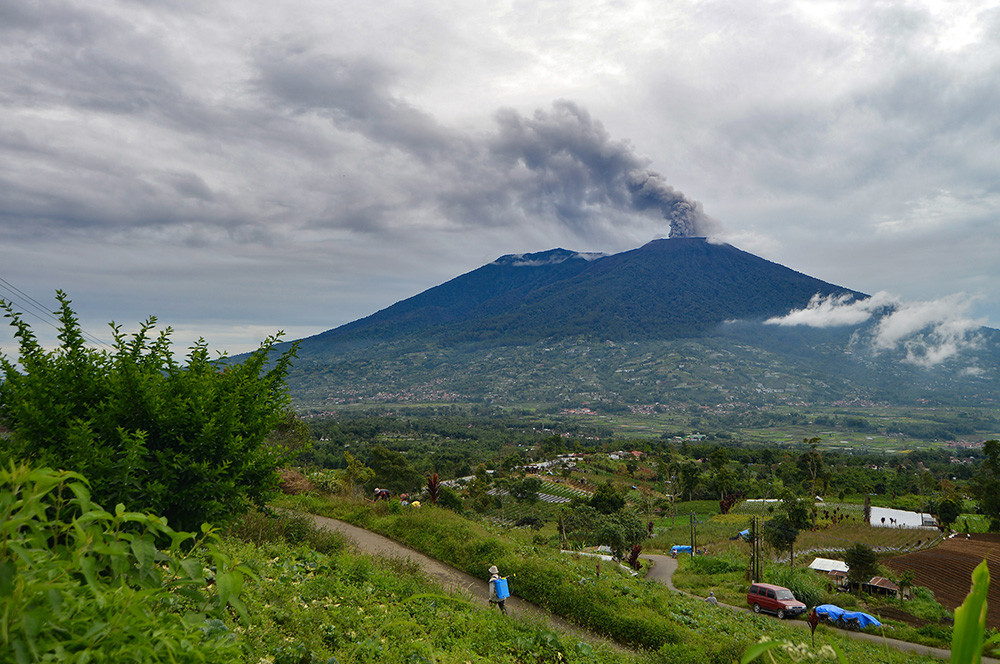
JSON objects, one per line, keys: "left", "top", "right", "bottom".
{"left": 488, "top": 101, "right": 718, "bottom": 238}
{"left": 251, "top": 49, "right": 719, "bottom": 242}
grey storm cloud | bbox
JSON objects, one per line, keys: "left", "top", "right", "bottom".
{"left": 248, "top": 47, "right": 720, "bottom": 242}
{"left": 252, "top": 48, "right": 718, "bottom": 240}
{"left": 3, "top": 13, "right": 714, "bottom": 250}
{"left": 255, "top": 50, "right": 458, "bottom": 159}
{"left": 2, "top": 0, "right": 999, "bottom": 356}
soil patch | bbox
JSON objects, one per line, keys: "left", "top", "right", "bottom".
{"left": 884, "top": 534, "right": 1000, "bottom": 629}
{"left": 873, "top": 605, "right": 932, "bottom": 628}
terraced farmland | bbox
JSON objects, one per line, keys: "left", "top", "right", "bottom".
{"left": 486, "top": 478, "right": 592, "bottom": 524}
{"left": 884, "top": 534, "right": 1000, "bottom": 628}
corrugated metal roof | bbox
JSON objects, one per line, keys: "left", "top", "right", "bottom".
{"left": 808, "top": 557, "right": 849, "bottom": 573}
{"left": 868, "top": 576, "right": 899, "bottom": 590}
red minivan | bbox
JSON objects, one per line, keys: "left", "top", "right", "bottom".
{"left": 747, "top": 583, "right": 807, "bottom": 619}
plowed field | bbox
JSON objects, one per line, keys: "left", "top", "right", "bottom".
{"left": 884, "top": 534, "right": 1000, "bottom": 628}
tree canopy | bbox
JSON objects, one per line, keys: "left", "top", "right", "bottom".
{"left": 844, "top": 543, "right": 880, "bottom": 588}
{"left": 762, "top": 513, "right": 799, "bottom": 565}
{"left": 971, "top": 440, "right": 1000, "bottom": 532}
{"left": 588, "top": 481, "right": 626, "bottom": 514}
{"left": 562, "top": 504, "right": 646, "bottom": 558}
{"left": 0, "top": 292, "right": 299, "bottom": 531}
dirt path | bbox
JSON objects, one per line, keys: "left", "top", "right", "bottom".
{"left": 309, "top": 515, "right": 993, "bottom": 662}
{"left": 641, "top": 553, "right": 680, "bottom": 591}
{"left": 307, "top": 514, "right": 623, "bottom": 650}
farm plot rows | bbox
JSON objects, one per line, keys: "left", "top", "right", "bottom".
{"left": 487, "top": 479, "right": 591, "bottom": 504}
{"left": 485, "top": 479, "right": 592, "bottom": 524}
{"left": 884, "top": 534, "right": 1000, "bottom": 628}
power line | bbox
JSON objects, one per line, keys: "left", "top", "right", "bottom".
{"left": 0, "top": 278, "right": 115, "bottom": 351}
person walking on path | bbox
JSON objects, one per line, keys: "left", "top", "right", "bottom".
{"left": 705, "top": 591, "right": 718, "bottom": 606}
{"left": 488, "top": 565, "right": 508, "bottom": 615}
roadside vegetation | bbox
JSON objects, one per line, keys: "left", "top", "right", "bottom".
{"left": 672, "top": 548, "right": 956, "bottom": 650}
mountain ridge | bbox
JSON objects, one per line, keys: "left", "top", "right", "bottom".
{"left": 298, "top": 238, "right": 865, "bottom": 358}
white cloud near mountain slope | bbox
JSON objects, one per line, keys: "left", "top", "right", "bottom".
{"left": 766, "top": 292, "right": 984, "bottom": 366}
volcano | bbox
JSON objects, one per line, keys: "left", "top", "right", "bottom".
{"left": 296, "top": 238, "right": 863, "bottom": 357}
{"left": 279, "top": 238, "right": 997, "bottom": 407}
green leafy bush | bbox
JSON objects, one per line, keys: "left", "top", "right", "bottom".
{"left": 225, "top": 509, "right": 348, "bottom": 554}
{"left": 0, "top": 463, "right": 250, "bottom": 663}
{"left": 764, "top": 565, "right": 825, "bottom": 608}
{"left": 226, "top": 535, "right": 641, "bottom": 664}
{"left": 687, "top": 550, "right": 746, "bottom": 575}
{"left": 0, "top": 292, "right": 299, "bottom": 531}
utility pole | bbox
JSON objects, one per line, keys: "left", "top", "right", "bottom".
{"left": 690, "top": 513, "right": 697, "bottom": 558}
{"left": 756, "top": 516, "right": 761, "bottom": 581}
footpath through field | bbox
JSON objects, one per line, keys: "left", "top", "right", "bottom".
{"left": 308, "top": 514, "right": 993, "bottom": 662}
{"left": 306, "top": 513, "right": 624, "bottom": 651}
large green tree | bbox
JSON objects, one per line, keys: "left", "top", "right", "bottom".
{"left": 595, "top": 508, "right": 647, "bottom": 559}
{"left": 844, "top": 543, "right": 880, "bottom": 591}
{"left": 971, "top": 440, "right": 1000, "bottom": 532}
{"left": 562, "top": 504, "right": 646, "bottom": 558}
{"left": 368, "top": 445, "right": 423, "bottom": 494}
{"left": 936, "top": 498, "right": 962, "bottom": 531}
{"left": 0, "top": 292, "right": 299, "bottom": 531}
{"left": 589, "top": 481, "right": 626, "bottom": 514}
{"left": 677, "top": 461, "right": 702, "bottom": 501}
{"left": 762, "top": 513, "right": 800, "bottom": 565}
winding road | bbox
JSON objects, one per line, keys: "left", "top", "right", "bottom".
{"left": 309, "top": 514, "right": 992, "bottom": 662}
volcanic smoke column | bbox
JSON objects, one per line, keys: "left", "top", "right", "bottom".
{"left": 626, "top": 170, "right": 713, "bottom": 238}
{"left": 491, "top": 101, "right": 718, "bottom": 239}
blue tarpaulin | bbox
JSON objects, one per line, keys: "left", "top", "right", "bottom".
{"left": 815, "top": 605, "right": 881, "bottom": 628}
{"left": 670, "top": 545, "right": 692, "bottom": 555}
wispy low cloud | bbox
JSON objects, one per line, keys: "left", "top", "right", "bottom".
{"left": 765, "top": 292, "right": 896, "bottom": 327}
{"left": 870, "top": 294, "right": 983, "bottom": 368}
{"left": 766, "top": 291, "right": 984, "bottom": 367}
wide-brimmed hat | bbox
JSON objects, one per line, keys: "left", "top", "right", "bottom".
{"left": 488, "top": 565, "right": 499, "bottom": 574}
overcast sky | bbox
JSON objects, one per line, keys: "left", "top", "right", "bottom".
{"left": 2, "top": 0, "right": 999, "bottom": 358}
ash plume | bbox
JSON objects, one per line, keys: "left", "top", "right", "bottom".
{"left": 490, "top": 101, "right": 718, "bottom": 238}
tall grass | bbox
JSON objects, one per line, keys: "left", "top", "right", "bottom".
{"left": 224, "top": 537, "right": 647, "bottom": 664}
{"left": 225, "top": 508, "right": 348, "bottom": 554}
{"left": 764, "top": 564, "right": 827, "bottom": 608}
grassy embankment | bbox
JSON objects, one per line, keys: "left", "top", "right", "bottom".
{"left": 276, "top": 492, "right": 942, "bottom": 664}
{"left": 223, "top": 511, "right": 648, "bottom": 664}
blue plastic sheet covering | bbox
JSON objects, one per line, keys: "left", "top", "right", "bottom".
{"left": 739, "top": 529, "right": 750, "bottom": 538}
{"left": 815, "top": 605, "right": 882, "bottom": 628}
{"left": 670, "top": 545, "right": 693, "bottom": 554}
{"left": 815, "top": 604, "right": 847, "bottom": 620}
{"left": 845, "top": 611, "right": 882, "bottom": 628}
